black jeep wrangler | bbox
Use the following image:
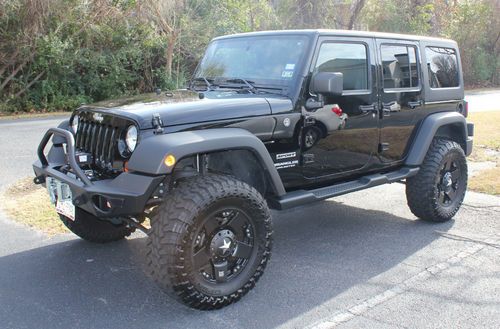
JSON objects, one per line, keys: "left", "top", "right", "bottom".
{"left": 33, "top": 30, "right": 473, "bottom": 309}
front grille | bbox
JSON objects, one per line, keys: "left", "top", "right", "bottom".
{"left": 73, "top": 110, "right": 133, "bottom": 172}
{"left": 75, "top": 120, "right": 120, "bottom": 170}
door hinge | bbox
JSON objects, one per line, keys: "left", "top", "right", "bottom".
{"left": 379, "top": 143, "right": 389, "bottom": 152}
{"left": 303, "top": 153, "right": 315, "bottom": 164}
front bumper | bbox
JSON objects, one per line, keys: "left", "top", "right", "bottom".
{"left": 33, "top": 128, "right": 164, "bottom": 218}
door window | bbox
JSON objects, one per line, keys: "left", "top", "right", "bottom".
{"left": 425, "top": 47, "right": 459, "bottom": 88}
{"left": 381, "top": 45, "right": 419, "bottom": 90}
{"left": 314, "top": 42, "right": 368, "bottom": 91}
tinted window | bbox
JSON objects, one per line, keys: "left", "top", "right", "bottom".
{"left": 314, "top": 43, "right": 368, "bottom": 91}
{"left": 381, "top": 45, "right": 419, "bottom": 89}
{"left": 425, "top": 47, "right": 459, "bottom": 88}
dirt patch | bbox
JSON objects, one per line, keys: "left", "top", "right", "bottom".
{"left": 1, "top": 177, "right": 67, "bottom": 235}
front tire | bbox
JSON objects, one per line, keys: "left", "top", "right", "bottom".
{"left": 147, "top": 174, "right": 272, "bottom": 310}
{"left": 406, "top": 139, "right": 468, "bottom": 222}
{"left": 302, "top": 126, "right": 322, "bottom": 150}
{"left": 60, "top": 208, "right": 133, "bottom": 243}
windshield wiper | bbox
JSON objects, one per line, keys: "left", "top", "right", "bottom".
{"left": 222, "top": 78, "right": 257, "bottom": 93}
{"left": 218, "top": 77, "right": 286, "bottom": 95}
{"left": 193, "top": 76, "right": 285, "bottom": 95}
{"left": 189, "top": 77, "right": 215, "bottom": 91}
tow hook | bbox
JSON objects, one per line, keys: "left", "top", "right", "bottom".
{"left": 122, "top": 217, "right": 151, "bottom": 235}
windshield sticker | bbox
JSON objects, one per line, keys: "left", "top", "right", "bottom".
{"left": 282, "top": 70, "right": 294, "bottom": 78}
{"left": 285, "top": 63, "right": 295, "bottom": 70}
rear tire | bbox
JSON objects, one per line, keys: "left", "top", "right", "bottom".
{"left": 406, "top": 139, "right": 468, "bottom": 222}
{"left": 147, "top": 174, "right": 272, "bottom": 310}
{"left": 60, "top": 207, "right": 133, "bottom": 243}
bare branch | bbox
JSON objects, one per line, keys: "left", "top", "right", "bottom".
{"left": 14, "top": 70, "right": 45, "bottom": 97}
{"left": 0, "top": 53, "right": 34, "bottom": 92}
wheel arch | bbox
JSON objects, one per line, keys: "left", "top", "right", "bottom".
{"left": 127, "top": 128, "right": 286, "bottom": 196}
{"left": 405, "top": 112, "right": 470, "bottom": 166}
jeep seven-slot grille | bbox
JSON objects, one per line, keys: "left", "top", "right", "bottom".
{"left": 75, "top": 119, "right": 121, "bottom": 169}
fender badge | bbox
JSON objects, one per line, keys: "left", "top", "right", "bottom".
{"left": 283, "top": 118, "right": 291, "bottom": 127}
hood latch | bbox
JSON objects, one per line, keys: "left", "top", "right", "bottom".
{"left": 152, "top": 113, "right": 164, "bottom": 134}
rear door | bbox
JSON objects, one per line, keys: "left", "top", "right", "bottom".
{"left": 376, "top": 39, "right": 423, "bottom": 163}
{"left": 302, "top": 36, "right": 380, "bottom": 181}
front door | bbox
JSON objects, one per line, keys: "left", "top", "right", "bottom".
{"left": 302, "top": 36, "right": 379, "bottom": 181}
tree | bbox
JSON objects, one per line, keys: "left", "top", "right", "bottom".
{"left": 142, "top": 0, "right": 185, "bottom": 79}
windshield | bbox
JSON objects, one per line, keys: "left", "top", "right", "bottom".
{"left": 194, "top": 35, "right": 310, "bottom": 88}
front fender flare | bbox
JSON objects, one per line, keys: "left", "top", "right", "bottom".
{"left": 128, "top": 128, "right": 286, "bottom": 196}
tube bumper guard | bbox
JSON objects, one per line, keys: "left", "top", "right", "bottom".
{"left": 33, "top": 128, "right": 164, "bottom": 218}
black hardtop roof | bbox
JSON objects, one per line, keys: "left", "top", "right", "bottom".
{"left": 213, "top": 29, "right": 457, "bottom": 47}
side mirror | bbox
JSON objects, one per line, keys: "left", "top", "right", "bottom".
{"left": 311, "top": 72, "right": 343, "bottom": 96}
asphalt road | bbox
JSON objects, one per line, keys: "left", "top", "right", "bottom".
{"left": 0, "top": 110, "right": 499, "bottom": 328}
{"left": 465, "top": 89, "right": 500, "bottom": 113}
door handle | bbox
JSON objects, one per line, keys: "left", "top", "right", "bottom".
{"left": 359, "top": 104, "right": 378, "bottom": 113}
{"left": 408, "top": 100, "right": 423, "bottom": 109}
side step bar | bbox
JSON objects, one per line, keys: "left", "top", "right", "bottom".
{"left": 269, "top": 167, "right": 419, "bottom": 210}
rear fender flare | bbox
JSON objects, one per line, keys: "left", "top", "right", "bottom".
{"left": 405, "top": 112, "right": 470, "bottom": 166}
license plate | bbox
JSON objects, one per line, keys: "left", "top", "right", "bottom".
{"left": 47, "top": 177, "right": 75, "bottom": 221}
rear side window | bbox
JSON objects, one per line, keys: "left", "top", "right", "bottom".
{"left": 425, "top": 47, "right": 459, "bottom": 88}
{"left": 314, "top": 42, "right": 368, "bottom": 91}
{"left": 381, "top": 45, "right": 419, "bottom": 89}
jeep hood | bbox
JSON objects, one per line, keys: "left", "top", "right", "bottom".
{"left": 78, "top": 90, "right": 292, "bottom": 129}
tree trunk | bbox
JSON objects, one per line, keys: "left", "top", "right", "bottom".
{"left": 347, "top": 0, "right": 367, "bottom": 30}
{"left": 166, "top": 32, "right": 177, "bottom": 79}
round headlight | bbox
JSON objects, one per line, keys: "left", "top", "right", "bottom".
{"left": 125, "top": 125, "right": 138, "bottom": 152}
{"left": 71, "top": 115, "right": 79, "bottom": 133}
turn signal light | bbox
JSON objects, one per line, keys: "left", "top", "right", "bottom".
{"left": 164, "top": 154, "right": 176, "bottom": 167}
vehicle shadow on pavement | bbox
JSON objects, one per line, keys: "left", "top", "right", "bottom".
{"left": 0, "top": 200, "right": 453, "bottom": 329}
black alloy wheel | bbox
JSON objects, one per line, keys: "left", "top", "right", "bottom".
{"left": 437, "top": 157, "right": 463, "bottom": 207}
{"left": 193, "top": 208, "right": 255, "bottom": 283}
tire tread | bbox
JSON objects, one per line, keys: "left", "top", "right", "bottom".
{"left": 147, "top": 174, "right": 272, "bottom": 310}
{"left": 406, "top": 138, "right": 467, "bottom": 222}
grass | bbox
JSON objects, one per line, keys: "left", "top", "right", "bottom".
{"left": 469, "top": 167, "right": 500, "bottom": 195}
{"left": 467, "top": 111, "right": 500, "bottom": 195}
{"left": 1, "top": 177, "right": 68, "bottom": 235}
{"left": 468, "top": 112, "right": 500, "bottom": 160}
